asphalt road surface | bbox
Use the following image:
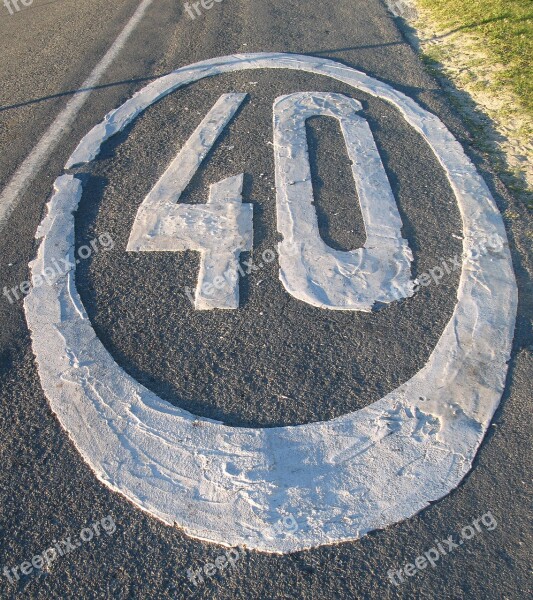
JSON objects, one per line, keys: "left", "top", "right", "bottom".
{"left": 0, "top": 0, "right": 531, "bottom": 598}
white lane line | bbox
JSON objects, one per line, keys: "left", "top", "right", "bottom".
{"left": 0, "top": 0, "right": 155, "bottom": 231}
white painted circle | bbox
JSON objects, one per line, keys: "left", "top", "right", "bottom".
{"left": 25, "top": 54, "right": 517, "bottom": 553}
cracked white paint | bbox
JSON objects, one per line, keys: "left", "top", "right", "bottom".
{"left": 127, "top": 93, "right": 252, "bottom": 310}
{"left": 25, "top": 54, "right": 517, "bottom": 553}
{"left": 273, "top": 92, "right": 414, "bottom": 310}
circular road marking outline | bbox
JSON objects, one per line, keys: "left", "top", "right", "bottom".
{"left": 25, "top": 54, "right": 517, "bottom": 553}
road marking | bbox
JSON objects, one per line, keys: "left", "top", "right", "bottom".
{"left": 273, "top": 91, "right": 413, "bottom": 310}
{"left": 127, "top": 93, "right": 253, "bottom": 310}
{"left": 0, "top": 0, "right": 155, "bottom": 231}
{"left": 25, "top": 54, "right": 517, "bottom": 553}
{"left": 128, "top": 89, "right": 414, "bottom": 311}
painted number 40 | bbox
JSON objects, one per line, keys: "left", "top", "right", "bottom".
{"left": 127, "top": 92, "right": 414, "bottom": 311}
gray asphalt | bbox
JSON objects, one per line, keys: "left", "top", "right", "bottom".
{"left": 0, "top": 0, "right": 531, "bottom": 598}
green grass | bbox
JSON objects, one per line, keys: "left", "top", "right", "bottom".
{"left": 417, "top": 0, "right": 533, "bottom": 115}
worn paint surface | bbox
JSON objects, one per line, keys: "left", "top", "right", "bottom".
{"left": 26, "top": 54, "right": 517, "bottom": 553}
